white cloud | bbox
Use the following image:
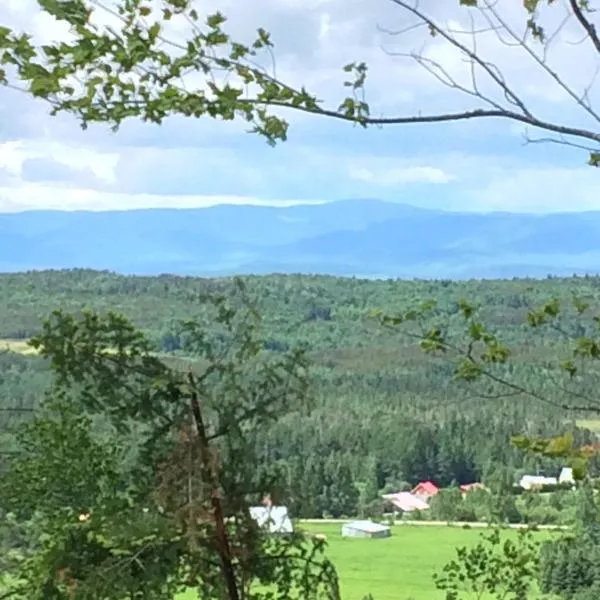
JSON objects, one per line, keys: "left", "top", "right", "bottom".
{"left": 467, "top": 166, "right": 600, "bottom": 213}
{"left": 350, "top": 165, "right": 455, "bottom": 185}
{"left": 0, "top": 0, "right": 598, "bottom": 214}
{"left": 0, "top": 185, "right": 325, "bottom": 212}
{"left": 0, "top": 140, "right": 118, "bottom": 183}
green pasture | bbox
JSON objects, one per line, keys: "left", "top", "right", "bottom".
{"left": 175, "top": 522, "right": 558, "bottom": 600}
{"left": 300, "top": 523, "right": 557, "bottom": 600}
{"left": 577, "top": 419, "right": 600, "bottom": 434}
{"left": 0, "top": 339, "right": 37, "bottom": 355}
{"left": 0, "top": 522, "right": 564, "bottom": 599}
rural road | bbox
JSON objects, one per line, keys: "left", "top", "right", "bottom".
{"left": 299, "top": 519, "right": 568, "bottom": 530}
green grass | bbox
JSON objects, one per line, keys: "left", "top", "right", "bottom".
{"left": 0, "top": 338, "right": 181, "bottom": 362}
{"left": 0, "top": 338, "right": 38, "bottom": 355}
{"left": 175, "top": 522, "right": 559, "bottom": 600}
{"left": 0, "top": 523, "right": 561, "bottom": 600}
{"left": 300, "top": 523, "right": 556, "bottom": 600}
{"left": 577, "top": 419, "right": 600, "bottom": 433}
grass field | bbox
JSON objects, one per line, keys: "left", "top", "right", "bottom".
{"left": 175, "top": 522, "right": 558, "bottom": 600}
{"left": 0, "top": 521, "right": 562, "bottom": 599}
{"left": 300, "top": 523, "right": 557, "bottom": 600}
{"left": 577, "top": 419, "right": 600, "bottom": 433}
{"left": 1, "top": 339, "right": 38, "bottom": 355}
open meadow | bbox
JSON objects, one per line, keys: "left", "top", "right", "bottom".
{"left": 175, "top": 522, "right": 558, "bottom": 600}
{"left": 0, "top": 339, "right": 37, "bottom": 355}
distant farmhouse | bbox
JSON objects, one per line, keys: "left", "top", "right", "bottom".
{"left": 518, "top": 467, "right": 575, "bottom": 491}
{"left": 341, "top": 520, "right": 391, "bottom": 539}
{"left": 249, "top": 496, "right": 293, "bottom": 534}
{"left": 559, "top": 467, "right": 575, "bottom": 485}
{"left": 382, "top": 491, "right": 429, "bottom": 513}
{"left": 517, "top": 467, "right": 575, "bottom": 491}
{"left": 380, "top": 480, "right": 442, "bottom": 515}
{"left": 518, "top": 475, "right": 557, "bottom": 490}
{"left": 411, "top": 481, "right": 440, "bottom": 502}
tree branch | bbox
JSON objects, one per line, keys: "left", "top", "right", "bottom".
{"left": 389, "top": 0, "right": 534, "bottom": 117}
{"left": 569, "top": 0, "right": 600, "bottom": 54}
{"left": 186, "top": 369, "right": 240, "bottom": 600}
{"left": 3, "top": 0, "right": 600, "bottom": 154}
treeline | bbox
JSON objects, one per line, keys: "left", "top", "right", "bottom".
{"left": 2, "top": 269, "right": 600, "bottom": 518}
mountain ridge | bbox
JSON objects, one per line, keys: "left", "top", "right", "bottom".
{"left": 2, "top": 199, "right": 599, "bottom": 279}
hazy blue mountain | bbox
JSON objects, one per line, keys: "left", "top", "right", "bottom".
{"left": 1, "top": 199, "right": 600, "bottom": 278}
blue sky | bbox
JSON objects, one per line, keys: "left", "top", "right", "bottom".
{"left": 0, "top": 0, "right": 599, "bottom": 213}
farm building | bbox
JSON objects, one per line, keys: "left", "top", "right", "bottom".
{"left": 341, "top": 520, "right": 391, "bottom": 539}
{"left": 411, "top": 481, "right": 439, "bottom": 501}
{"left": 382, "top": 491, "right": 429, "bottom": 513}
{"left": 559, "top": 467, "right": 575, "bottom": 485}
{"left": 518, "top": 475, "right": 558, "bottom": 490}
{"left": 249, "top": 505, "right": 294, "bottom": 534}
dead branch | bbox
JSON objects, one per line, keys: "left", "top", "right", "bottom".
{"left": 569, "top": 0, "right": 600, "bottom": 54}
{"left": 373, "top": 0, "right": 600, "bottom": 152}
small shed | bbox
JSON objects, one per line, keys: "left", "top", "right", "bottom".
{"left": 341, "top": 520, "right": 391, "bottom": 539}
{"left": 249, "top": 506, "right": 294, "bottom": 534}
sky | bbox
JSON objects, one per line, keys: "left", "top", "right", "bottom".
{"left": 0, "top": 0, "right": 599, "bottom": 214}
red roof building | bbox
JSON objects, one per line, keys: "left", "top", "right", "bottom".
{"left": 411, "top": 481, "right": 440, "bottom": 499}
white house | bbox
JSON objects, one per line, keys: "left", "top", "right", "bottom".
{"left": 518, "top": 475, "right": 558, "bottom": 490}
{"left": 249, "top": 505, "right": 294, "bottom": 534}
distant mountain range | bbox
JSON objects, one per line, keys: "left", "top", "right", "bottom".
{"left": 2, "top": 199, "right": 600, "bottom": 279}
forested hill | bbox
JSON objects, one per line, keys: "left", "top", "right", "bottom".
{"left": 3, "top": 268, "right": 600, "bottom": 348}
{"left": 2, "top": 269, "right": 600, "bottom": 518}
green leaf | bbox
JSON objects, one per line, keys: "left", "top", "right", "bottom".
{"left": 560, "top": 359, "right": 577, "bottom": 378}
{"left": 543, "top": 432, "right": 574, "bottom": 458}
{"left": 569, "top": 457, "right": 588, "bottom": 480}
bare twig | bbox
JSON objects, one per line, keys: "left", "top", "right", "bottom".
{"left": 389, "top": 0, "right": 534, "bottom": 116}
{"left": 480, "top": 0, "right": 600, "bottom": 124}
{"left": 374, "top": 0, "right": 600, "bottom": 152}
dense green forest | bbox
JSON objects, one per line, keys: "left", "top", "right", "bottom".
{"left": 2, "top": 269, "right": 600, "bottom": 520}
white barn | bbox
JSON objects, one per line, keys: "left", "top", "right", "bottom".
{"left": 559, "top": 467, "right": 575, "bottom": 485}
{"left": 249, "top": 505, "right": 294, "bottom": 534}
{"left": 518, "top": 475, "right": 558, "bottom": 490}
{"left": 341, "top": 520, "right": 391, "bottom": 539}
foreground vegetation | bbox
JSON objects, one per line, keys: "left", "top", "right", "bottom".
{"left": 3, "top": 269, "right": 600, "bottom": 598}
